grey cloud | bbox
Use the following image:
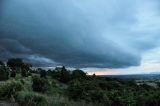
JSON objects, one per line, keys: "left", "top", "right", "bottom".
{"left": 0, "top": 0, "right": 159, "bottom": 68}
{"left": 0, "top": 38, "right": 54, "bottom": 67}
{"left": 0, "top": 39, "right": 31, "bottom": 54}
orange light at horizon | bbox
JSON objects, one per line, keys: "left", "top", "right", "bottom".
{"left": 87, "top": 71, "right": 114, "bottom": 75}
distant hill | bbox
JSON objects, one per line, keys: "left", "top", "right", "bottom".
{"left": 102, "top": 74, "right": 160, "bottom": 80}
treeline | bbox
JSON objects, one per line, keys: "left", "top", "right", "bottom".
{"left": 0, "top": 58, "right": 87, "bottom": 82}
{"left": 0, "top": 58, "right": 160, "bottom": 106}
{"left": 0, "top": 58, "right": 32, "bottom": 80}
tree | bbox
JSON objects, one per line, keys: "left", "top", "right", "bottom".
{"left": 92, "top": 73, "right": 96, "bottom": 77}
{"left": 59, "top": 66, "right": 71, "bottom": 83}
{"left": 0, "top": 65, "right": 9, "bottom": 81}
{"left": 0, "top": 61, "right": 5, "bottom": 66}
{"left": 10, "top": 70, "right": 16, "bottom": 78}
{"left": 71, "top": 69, "right": 86, "bottom": 79}
{"left": 21, "top": 69, "right": 28, "bottom": 77}
{"left": 21, "top": 62, "right": 31, "bottom": 77}
{"left": 51, "top": 69, "right": 61, "bottom": 79}
{"left": 7, "top": 58, "right": 24, "bottom": 70}
{"left": 7, "top": 58, "right": 31, "bottom": 77}
{"left": 39, "top": 68, "right": 47, "bottom": 78}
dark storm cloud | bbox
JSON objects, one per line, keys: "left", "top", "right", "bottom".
{"left": 0, "top": 0, "right": 160, "bottom": 68}
{"left": 0, "top": 39, "right": 31, "bottom": 54}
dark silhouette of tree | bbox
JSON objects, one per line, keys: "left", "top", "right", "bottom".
{"left": 51, "top": 69, "right": 61, "bottom": 79}
{"left": 7, "top": 58, "right": 24, "bottom": 70}
{"left": 71, "top": 69, "right": 86, "bottom": 79}
{"left": 92, "top": 73, "right": 96, "bottom": 77}
{"left": 39, "top": 68, "right": 47, "bottom": 78}
{"left": 0, "top": 61, "right": 5, "bottom": 66}
{"left": 7, "top": 58, "right": 31, "bottom": 77}
{"left": 59, "top": 66, "right": 71, "bottom": 83}
{"left": 7, "top": 58, "right": 22, "bottom": 76}
{"left": 10, "top": 70, "right": 16, "bottom": 78}
{"left": 0, "top": 64, "right": 9, "bottom": 81}
{"left": 47, "top": 69, "right": 52, "bottom": 76}
{"left": 21, "top": 63, "right": 32, "bottom": 77}
{"left": 21, "top": 69, "right": 28, "bottom": 77}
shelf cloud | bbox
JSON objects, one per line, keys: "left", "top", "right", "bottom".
{"left": 0, "top": 0, "right": 160, "bottom": 69}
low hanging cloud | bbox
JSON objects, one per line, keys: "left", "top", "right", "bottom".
{"left": 0, "top": 0, "right": 160, "bottom": 68}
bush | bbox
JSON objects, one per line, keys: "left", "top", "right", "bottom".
{"left": 71, "top": 69, "right": 86, "bottom": 79}
{"left": 51, "top": 81, "right": 57, "bottom": 88}
{"left": 28, "top": 71, "right": 32, "bottom": 76}
{"left": 67, "top": 79, "right": 102, "bottom": 102}
{"left": 16, "top": 91, "right": 47, "bottom": 106}
{"left": 10, "top": 71, "right": 16, "bottom": 78}
{"left": 49, "top": 102, "right": 67, "bottom": 106}
{"left": 32, "top": 76, "right": 50, "bottom": 93}
{"left": 0, "top": 80, "right": 23, "bottom": 99}
{"left": 21, "top": 69, "right": 28, "bottom": 77}
{"left": 0, "top": 66, "right": 9, "bottom": 81}
{"left": 40, "top": 69, "right": 47, "bottom": 78}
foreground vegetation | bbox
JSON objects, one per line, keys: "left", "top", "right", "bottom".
{"left": 0, "top": 58, "right": 160, "bottom": 106}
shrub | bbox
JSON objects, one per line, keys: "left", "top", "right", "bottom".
{"left": 28, "top": 71, "right": 32, "bottom": 76}
{"left": 0, "top": 66, "right": 9, "bottom": 81}
{"left": 49, "top": 102, "right": 67, "bottom": 106}
{"left": 0, "top": 61, "right": 5, "bottom": 66}
{"left": 21, "top": 69, "right": 28, "bottom": 77}
{"left": 10, "top": 71, "right": 16, "bottom": 78}
{"left": 32, "top": 76, "right": 50, "bottom": 93}
{"left": 40, "top": 69, "right": 47, "bottom": 78}
{"left": 71, "top": 69, "right": 86, "bottom": 79}
{"left": 51, "top": 81, "right": 57, "bottom": 88}
{"left": 0, "top": 80, "right": 23, "bottom": 99}
{"left": 16, "top": 91, "right": 47, "bottom": 106}
{"left": 20, "top": 79, "right": 25, "bottom": 85}
{"left": 67, "top": 79, "right": 102, "bottom": 102}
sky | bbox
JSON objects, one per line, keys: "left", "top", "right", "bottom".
{"left": 0, "top": 0, "right": 160, "bottom": 75}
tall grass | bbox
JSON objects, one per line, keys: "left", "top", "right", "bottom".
{"left": 16, "top": 91, "right": 47, "bottom": 106}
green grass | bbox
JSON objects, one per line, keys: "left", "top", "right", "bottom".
{"left": 16, "top": 91, "right": 47, "bottom": 106}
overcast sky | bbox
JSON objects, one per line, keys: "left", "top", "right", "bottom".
{"left": 0, "top": 0, "right": 160, "bottom": 75}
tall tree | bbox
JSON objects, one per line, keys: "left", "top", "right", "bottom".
{"left": 59, "top": 66, "right": 71, "bottom": 83}
{"left": 7, "top": 58, "right": 31, "bottom": 77}
{"left": 0, "top": 63, "right": 9, "bottom": 81}
{"left": 7, "top": 58, "right": 24, "bottom": 70}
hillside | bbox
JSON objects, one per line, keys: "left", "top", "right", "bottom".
{"left": 0, "top": 59, "right": 160, "bottom": 106}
